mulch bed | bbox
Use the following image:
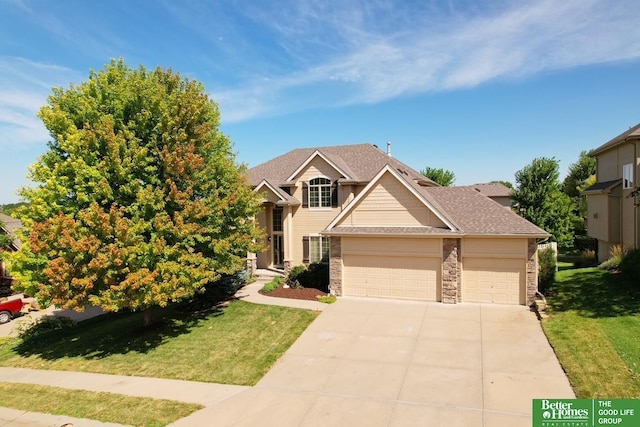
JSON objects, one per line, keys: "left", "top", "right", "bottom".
{"left": 259, "top": 284, "right": 328, "bottom": 301}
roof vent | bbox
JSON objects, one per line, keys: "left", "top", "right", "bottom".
{"left": 387, "top": 141, "right": 392, "bottom": 157}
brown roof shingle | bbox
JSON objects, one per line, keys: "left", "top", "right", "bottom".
{"left": 421, "top": 186, "right": 548, "bottom": 236}
{"left": 0, "top": 212, "right": 23, "bottom": 250}
{"left": 248, "top": 144, "right": 436, "bottom": 186}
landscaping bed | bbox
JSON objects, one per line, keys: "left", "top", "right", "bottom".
{"left": 259, "top": 283, "right": 327, "bottom": 301}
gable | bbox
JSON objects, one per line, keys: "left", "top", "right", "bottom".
{"left": 336, "top": 171, "right": 447, "bottom": 228}
{"left": 296, "top": 155, "right": 346, "bottom": 183}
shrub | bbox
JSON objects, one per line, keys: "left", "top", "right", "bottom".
{"left": 261, "top": 276, "right": 283, "bottom": 293}
{"left": 316, "top": 295, "right": 337, "bottom": 304}
{"left": 286, "top": 263, "right": 329, "bottom": 292}
{"left": 16, "top": 315, "right": 77, "bottom": 340}
{"left": 538, "top": 247, "right": 556, "bottom": 294}
{"left": 599, "top": 245, "right": 625, "bottom": 271}
{"left": 177, "top": 269, "right": 250, "bottom": 311}
{"left": 619, "top": 248, "right": 640, "bottom": 283}
{"left": 288, "top": 265, "right": 307, "bottom": 283}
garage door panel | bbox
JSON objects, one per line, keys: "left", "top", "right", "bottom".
{"left": 463, "top": 258, "right": 524, "bottom": 305}
{"left": 343, "top": 254, "right": 440, "bottom": 301}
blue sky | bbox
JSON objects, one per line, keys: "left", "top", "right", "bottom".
{"left": 1, "top": 0, "right": 640, "bottom": 204}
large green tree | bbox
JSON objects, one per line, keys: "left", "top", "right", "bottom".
{"left": 10, "top": 59, "right": 264, "bottom": 325}
{"left": 562, "top": 150, "right": 596, "bottom": 234}
{"left": 513, "top": 157, "right": 575, "bottom": 247}
{"left": 421, "top": 166, "right": 456, "bottom": 186}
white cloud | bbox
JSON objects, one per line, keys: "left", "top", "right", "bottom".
{"left": 0, "top": 57, "right": 81, "bottom": 149}
{"left": 216, "top": 0, "right": 640, "bottom": 121}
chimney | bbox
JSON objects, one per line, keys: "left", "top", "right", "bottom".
{"left": 387, "top": 141, "right": 392, "bottom": 157}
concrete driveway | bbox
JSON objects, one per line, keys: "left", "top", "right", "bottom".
{"left": 173, "top": 297, "right": 574, "bottom": 427}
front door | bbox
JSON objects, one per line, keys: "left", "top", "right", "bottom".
{"left": 273, "top": 234, "right": 284, "bottom": 267}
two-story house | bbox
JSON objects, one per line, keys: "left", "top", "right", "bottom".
{"left": 248, "top": 144, "right": 548, "bottom": 306}
{"left": 584, "top": 124, "right": 640, "bottom": 261}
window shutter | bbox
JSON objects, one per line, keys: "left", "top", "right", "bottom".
{"left": 302, "top": 236, "right": 310, "bottom": 264}
{"left": 302, "top": 183, "right": 308, "bottom": 208}
{"left": 331, "top": 181, "right": 339, "bottom": 208}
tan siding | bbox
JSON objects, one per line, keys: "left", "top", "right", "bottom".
{"left": 587, "top": 194, "right": 610, "bottom": 243}
{"left": 297, "top": 156, "right": 345, "bottom": 183}
{"left": 258, "top": 187, "right": 282, "bottom": 204}
{"left": 342, "top": 237, "right": 441, "bottom": 257}
{"left": 337, "top": 171, "right": 446, "bottom": 227}
{"left": 462, "top": 238, "right": 527, "bottom": 258}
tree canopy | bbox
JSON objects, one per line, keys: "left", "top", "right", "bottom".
{"left": 421, "top": 166, "right": 455, "bottom": 186}
{"left": 10, "top": 59, "right": 264, "bottom": 324}
{"left": 512, "top": 157, "right": 575, "bottom": 247}
{"left": 562, "top": 151, "right": 596, "bottom": 234}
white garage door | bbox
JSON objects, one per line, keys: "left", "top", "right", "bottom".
{"left": 462, "top": 258, "right": 525, "bottom": 304}
{"left": 343, "top": 254, "right": 440, "bottom": 301}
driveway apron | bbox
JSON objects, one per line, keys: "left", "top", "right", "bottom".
{"left": 172, "top": 297, "right": 574, "bottom": 427}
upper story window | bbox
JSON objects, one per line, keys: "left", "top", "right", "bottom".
{"left": 623, "top": 163, "right": 634, "bottom": 189}
{"left": 309, "top": 177, "right": 332, "bottom": 208}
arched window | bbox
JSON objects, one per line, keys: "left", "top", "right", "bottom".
{"left": 309, "top": 177, "right": 331, "bottom": 208}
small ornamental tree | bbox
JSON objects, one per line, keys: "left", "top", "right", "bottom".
{"left": 10, "top": 59, "right": 264, "bottom": 326}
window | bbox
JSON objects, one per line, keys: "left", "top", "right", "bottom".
{"left": 309, "top": 177, "right": 331, "bottom": 208}
{"left": 272, "top": 207, "right": 283, "bottom": 232}
{"left": 623, "top": 163, "right": 634, "bottom": 189}
{"left": 309, "top": 236, "right": 329, "bottom": 263}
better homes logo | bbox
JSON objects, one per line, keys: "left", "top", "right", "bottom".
{"left": 534, "top": 399, "right": 590, "bottom": 426}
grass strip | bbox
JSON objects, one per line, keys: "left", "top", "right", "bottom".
{"left": 0, "top": 382, "right": 202, "bottom": 427}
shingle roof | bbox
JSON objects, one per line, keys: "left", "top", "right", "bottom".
{"left": 0, "top": 213, "right": 23, "bottom": 250}
{"left": 582, "top": 179, "right": 621, "bottom": 194}
{"left": 462, "top": 183, "right": 513, "bottom": 198}
{"left": 248, "top": 144, "right": 436, "bottom": 186}
{"left": 589, "top": 123, "right": 640, "bottom": 156}
{"left": 421, "top": 186, "right": 548, "bottom": 236}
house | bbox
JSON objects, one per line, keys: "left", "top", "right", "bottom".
{"left": 462, "top": 183, "right": 513, "bottom": 209}
{"left": 0, "top": 212, "right": 22, "bottom": 282}
{"left": 584, "top": 123, "right": 640, "bottom": 261}
{"left": 248, "top": 144, "right": 548, "bottom": 305}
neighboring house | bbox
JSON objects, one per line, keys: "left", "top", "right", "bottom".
{"left": 462, "top": 183, "right": 513, "bottom": 209}
{"left": 248, "top": 144, "right": 548, "bottom": 306}
{"left": 0, "top": 212, "right": 22, "bottom": 279}
{"left": 584, "top": 123, "right": 640, "bottom": 261}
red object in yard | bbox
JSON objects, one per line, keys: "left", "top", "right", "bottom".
{"left": 0, "top": 298, "right": 24, "bottom": 324}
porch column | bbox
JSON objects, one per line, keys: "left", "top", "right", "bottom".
{"left": 283, "top": 205, "right": 293, "bottom": 273}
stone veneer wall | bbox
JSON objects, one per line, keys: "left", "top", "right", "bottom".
{"left": 526, "top": 238, "right": 538, "bottom": 306}
{"left": 329, "top": 237, "right": 343, "bottom": 296}
{"left": 283, "top": 260, "right": 293, "bottom": 276}
{"left": 246, "top": 254, "right": 257, "bottom": 277}
{"left": 442, "top": 238, "right": 460, "bottom": 304}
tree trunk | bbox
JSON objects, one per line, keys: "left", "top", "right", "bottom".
{"left": 143, "top": 307, "right": 154, "bottom": 327}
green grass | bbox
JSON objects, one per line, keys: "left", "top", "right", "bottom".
{"left": 0, "top": 300, "right": 318, "bottom": 386}
{"left": 0, "top": 382, "right": 202, "bottom": 427}
{"left": 542, "top": 267, "right": 640, "bottom": 398}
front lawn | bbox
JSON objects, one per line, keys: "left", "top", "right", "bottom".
{"left": 542, "top": 267, "right": 640, "bottom": 398}
{"left": 0, "top": 300, "right": 318, "bottom": 386}
{"left": 0, "top": 382, "right": 202, "bottom": 427}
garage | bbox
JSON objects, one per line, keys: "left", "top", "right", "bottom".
{"left": 341, "top": 237, "right": 441, "bottom": 301}
{"left": 460, "top": 238, "right": 528, "bottom": 305}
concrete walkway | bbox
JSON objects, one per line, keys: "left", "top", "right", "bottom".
{"left": 0, "top": 277, "right": 574, "bottom": 426}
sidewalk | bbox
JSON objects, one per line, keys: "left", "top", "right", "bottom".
{"left": 0, "top": 275, "right": 325, "bottom": 426}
